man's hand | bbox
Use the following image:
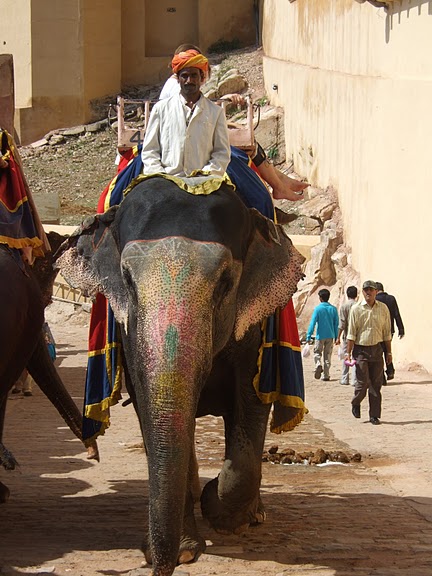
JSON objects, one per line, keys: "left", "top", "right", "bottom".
{"left": 335, "top": 337, "right": 340, "bottom": 346}
{"left": 220, "top": 94, "right": 246, "bottom": 106}
{"left": 386, "top": 352, "right": 393, "bottom": 364}
{"left": 399, "top": 333, "right": 405, "bottom": 339}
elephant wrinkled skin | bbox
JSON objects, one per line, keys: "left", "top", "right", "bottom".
{"left": 56, "top": 178, "right": 304, "bottom": 576}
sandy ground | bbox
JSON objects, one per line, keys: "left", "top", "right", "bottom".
{"left": 1, "top": 301, "right": 432, "bottom": 576}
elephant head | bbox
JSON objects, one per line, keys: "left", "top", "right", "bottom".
{"left": 56, "top": 178, "right": 304, "bottom": 575}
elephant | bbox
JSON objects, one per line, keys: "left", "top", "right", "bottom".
{"left": 56, "top": 177, "right": 305, "bottom": 576}
{"left": 0, "top": 232, "right": 98, "bottom": 503}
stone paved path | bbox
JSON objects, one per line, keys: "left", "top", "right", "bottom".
{"left": 1, "top": 310, "right": 431, "bottom": 576}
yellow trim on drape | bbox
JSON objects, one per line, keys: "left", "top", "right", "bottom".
{"left": 123, "top": 172, "right": 235, "bottom": 198}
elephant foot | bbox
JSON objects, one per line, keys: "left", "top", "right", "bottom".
{"left": 86, "top": 441, "right": 100, "bottom": 462}
{"left": 201, "top": 477, "right": 266, "bottom": 535}
{"left": 142, "top": 533, "right": 206, "bottom": 567}
{"left": 0, "top": 481, "right": 10, "bottom": 503}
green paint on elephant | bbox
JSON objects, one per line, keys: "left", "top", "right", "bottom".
{"left": 164, "top": 325, "right": 179, "bottom": 367}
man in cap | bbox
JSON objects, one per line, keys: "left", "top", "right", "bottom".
{"left": 345, "top": 280, "right": 392, "bottom": 425}
{"left": 141, "top": 48, "right": 230, "bottom": 178}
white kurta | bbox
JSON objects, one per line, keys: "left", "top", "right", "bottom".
{"left": 141, "top": 93, "right": 230, "bottom": 178}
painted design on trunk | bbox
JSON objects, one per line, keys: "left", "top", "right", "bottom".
{"left": 123, "top": 238, "right": 230, "bottom": 413}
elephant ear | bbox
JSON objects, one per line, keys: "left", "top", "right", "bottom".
{"left": 235, "top": 209, "right": 305, "bottom": 340}
{"left": 55, "top": 206, "right": 128, "bottom": 327}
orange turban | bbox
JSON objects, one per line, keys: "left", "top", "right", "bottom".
{"left": 171, "top": 49, "right": 209, "bottom": 76}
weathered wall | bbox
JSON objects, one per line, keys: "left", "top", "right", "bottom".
{"left": 17, "top": 0, "right": 84, "bottom": 144}
{"left": 82, "top": 0, "right": 122, "bottom": 103}
{"left": 3, "top": 0, "right": 256, "bottom": 142}
{"left": 198, "top": 0, "right": 256, "bottom": 51}
{"left": 0, "top": 0, "right": 32, "bottom": 109}
{"left": 0, "top": 55, "right": 15, "bottom": 135}
{"left": 263, "top": 0, "right": 432, "bottom": 371}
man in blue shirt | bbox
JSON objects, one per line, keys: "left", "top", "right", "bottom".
{"left": 306, "top": 289, "right": 339, "bottom": 381}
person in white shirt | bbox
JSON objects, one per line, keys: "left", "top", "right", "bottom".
{"left": 157, "top": 44, "right": 309, "bottom": 201}
{"left": 141, "top": 49, "right": 230, "bottom": 178}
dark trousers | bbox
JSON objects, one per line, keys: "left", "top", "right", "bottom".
{"left": 352, "top": 344, "right": 384, "bottom": 419}
{"left": 380, "top": 340, "right": 394, "bottom": 377}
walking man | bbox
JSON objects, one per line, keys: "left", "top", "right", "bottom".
{"left": 375, "top": 282, "right": 405, "bottom": 381}
{"left": 306, "top": 288, "right": 339, "bottom": 381}
{"left": 335, "top": 285, "right": 358, "bottom": 386}
{"left": 346, "top": 280, "right": 392, "bottom": 425}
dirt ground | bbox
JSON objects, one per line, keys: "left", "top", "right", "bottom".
{"left": 1, "top": 301, "right": 432, "bottom": 576}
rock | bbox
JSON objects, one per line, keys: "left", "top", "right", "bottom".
{"left": 279, "top": 447, "right": 296, "bottom": 456}
{"left": 269, "top": 453, "right": 282, "bottom": 463}
{"left": 62, "top": 126, "right": 86, "bottom": 137}
{"left": 217, "top": 72, "right": 248, "bottom": 97}
{"left": 328, "top": 451, "right": 350, "bottom": 464}
{"left": 204, "top": 87, "right": 219, "bottom": 100}
{"left": 253, "top": 107, "right": 284, "bottom": 155}
{"left": 310, "top": 448, "right": 328, "bottom": 465}
{"left": 297, "top": 451, "right": 314, "bottom": 461}
{"left": 268, "top": 444, "right": 279, "bottom": 454}
{"left": 331, "top": 247, "right": 348, "bottom": 270}
{"left": 49, "top": 134, "right": 66, "bottom": 146}
{"left": 302, "top": 195, "right": 337, "bottom": 223}
{"left": 85, "top": 120, "right": 106, "bottom": 133}
{"left": 30, "top": 138, "right": 49, "bottom": 148}
{"left": 350, "top": 452, "right": 362, "bottom": 462}
{"left": 280, "top": 456, "right": 293, "bottom": 464}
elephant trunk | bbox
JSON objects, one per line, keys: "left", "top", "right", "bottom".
{"left": 27, "top": 333, "right": 84, "bottom": 444}
{"left": 135, "top": 306, "right": 213, "bottom": 574}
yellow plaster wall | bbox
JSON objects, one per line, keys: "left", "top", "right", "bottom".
{"left": 5, "top": 1, "right": 257, "bottom": 142}
{"left": 0, "top": 0, "right": 32, "bottom": 108}
{"left": 198, "top": 0, "right": 256, "bottom": 51}
{"left": 263, "top": 0, "right": 432, "bottom": 371}
{"left": 82, "top": 0, "right": 122, "bottom": 102}
{"left": 16, "top": 0, "right": 84, "bottom": 143}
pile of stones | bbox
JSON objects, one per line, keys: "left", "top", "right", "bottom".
{"left": 262, "top": 444, "right": 362, "bottom": 465}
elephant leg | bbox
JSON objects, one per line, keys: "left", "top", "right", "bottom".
{"left": 0, "top": 481, "right": 10, "bottom": 503}
{"left": 190, "top": 423, "right": 201, "bottom": 503}
{"left": 0, "top": 393, "right": 6, "bottom": 444}
{"left": 0, "top": 397, "right": 14, "bottom": 504}
{"left": 201, "top": 349, "right": 271, "bottom": 534}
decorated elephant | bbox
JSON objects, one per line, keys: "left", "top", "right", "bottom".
{"left": 0, "top": 232, "right": 98, "bottom": 503}
{"left": 56, "top": 177, "right": 305, "bottom": 576}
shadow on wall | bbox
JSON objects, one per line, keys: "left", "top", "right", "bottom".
{"left": 384, "top": 0, "right": 432, "bottom": 43}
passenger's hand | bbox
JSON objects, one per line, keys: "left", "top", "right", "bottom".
{"left": 221, "top": 94, "right": 246, "bottom": 106}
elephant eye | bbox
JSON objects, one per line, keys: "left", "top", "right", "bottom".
{"left": 213, "top": 269, "right": 234, "bottom": 307}
{"left": 122, "top": 266, "right": 133, "bottom": 288}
